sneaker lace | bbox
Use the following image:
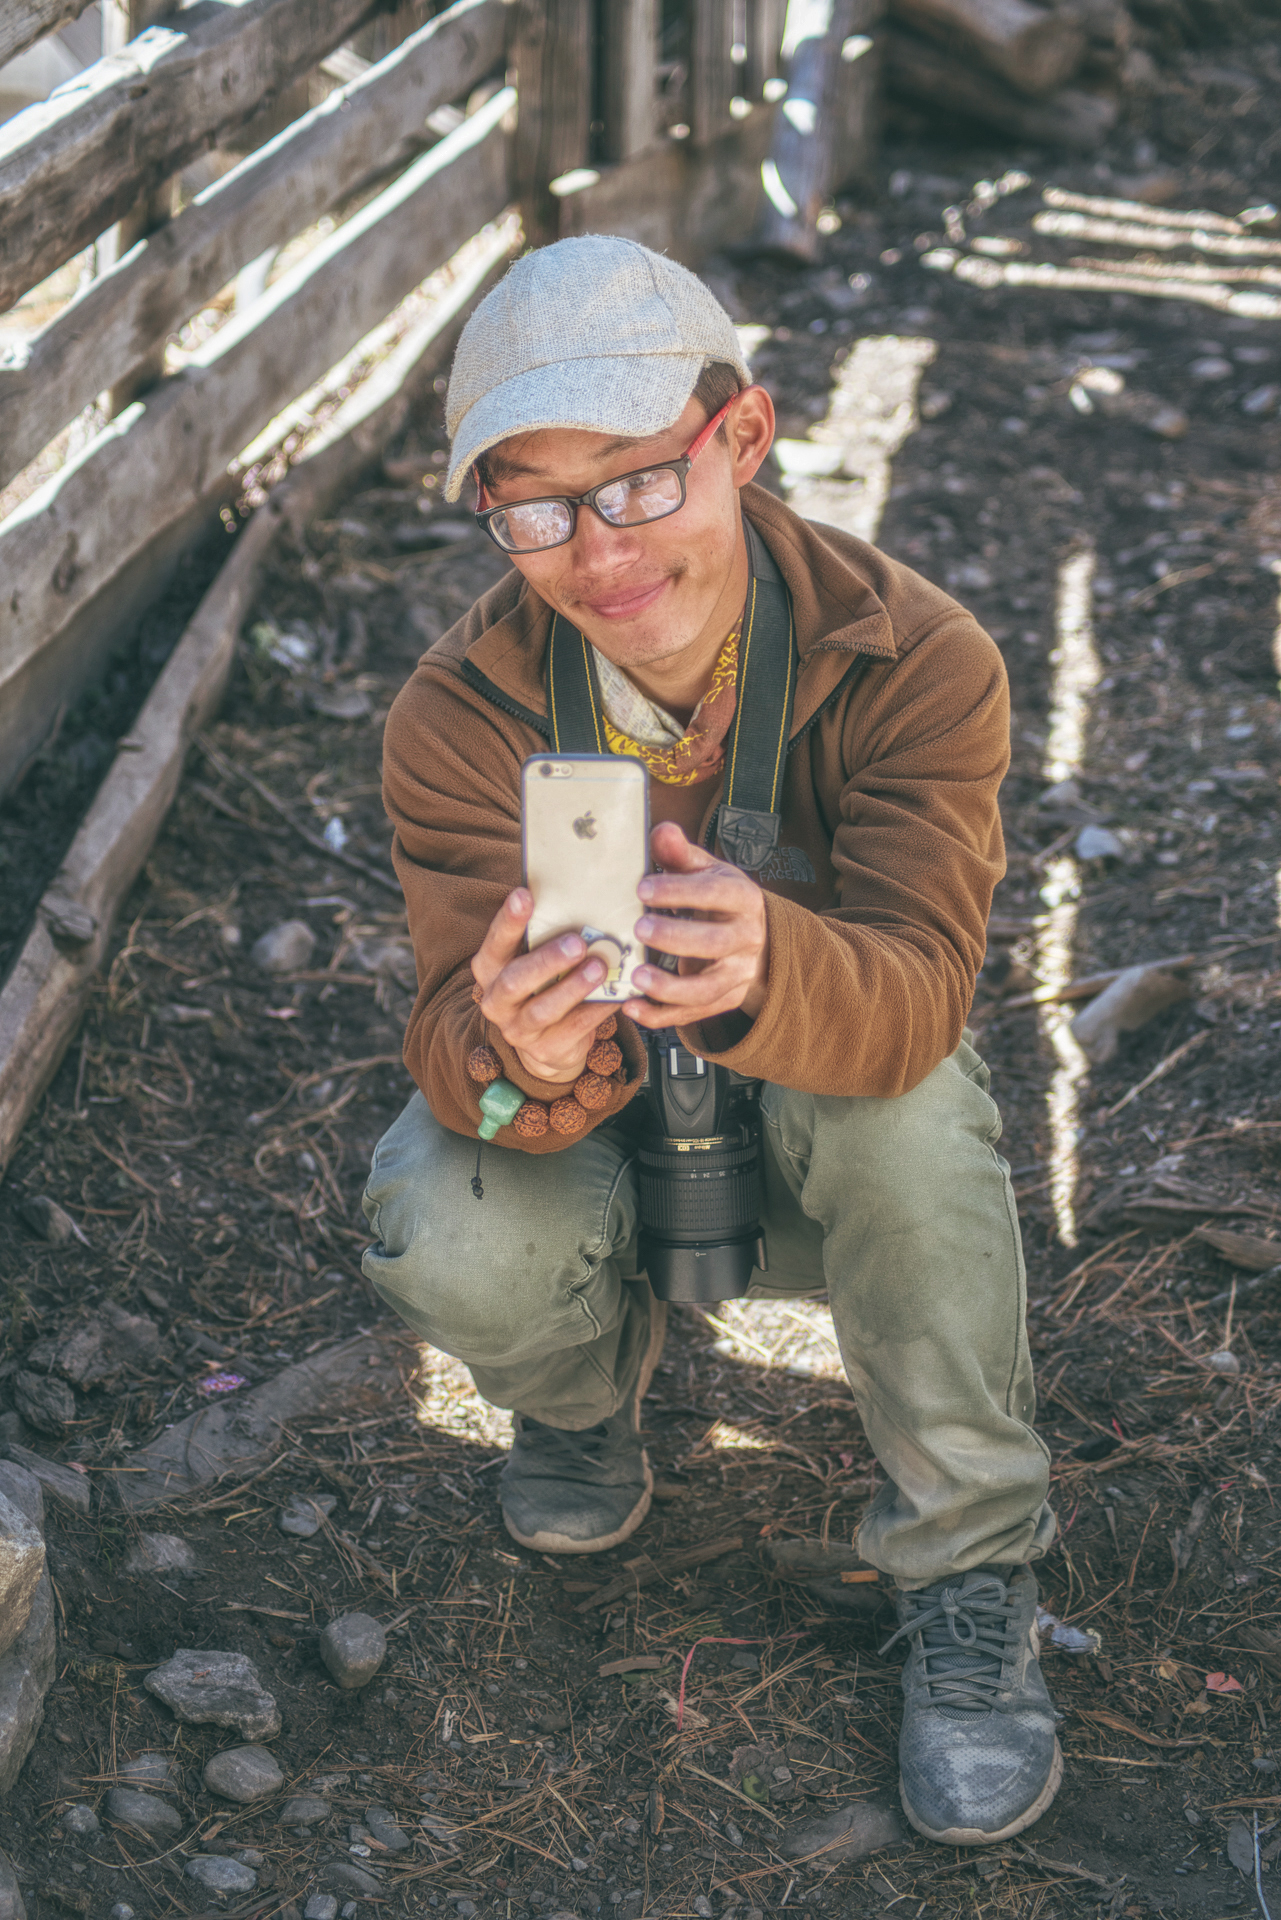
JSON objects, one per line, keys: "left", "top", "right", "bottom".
{"left": 515, "top": 1417, "right": 616, "bottom": 1472}
{"left": 878, "top": 1572, "right": 1015, "bottom": 1716}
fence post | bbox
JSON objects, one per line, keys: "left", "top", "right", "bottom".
{"left": 745, "top": 0, "right": 787, "bottom": 102}
{"left": 689, "top": 0, "right": 736, "bottom": 145}
{"left": 99, "top": 0, "right": 180, "bottom": 415}
{"left": 601, "top": 0, "right": 658, "bottom": 163}
{"left": 510, "top": 0, "right": 594, "bottom": 245}
{"left": 753, "top": 0, "right": 883, "bottom": 260}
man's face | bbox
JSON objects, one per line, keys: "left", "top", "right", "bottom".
{"left": 480, "top": 388, "right": 775, "bottom": 674}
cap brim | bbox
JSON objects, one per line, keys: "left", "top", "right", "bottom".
{"left": 443, "top": 352, "right": 710, "bottom": 503}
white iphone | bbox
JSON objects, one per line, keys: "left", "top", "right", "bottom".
{"left": 521, "top": 754, "right": 649, "bottom": 1003}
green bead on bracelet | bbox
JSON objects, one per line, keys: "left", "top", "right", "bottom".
{"left": 477, "top": 1077, "right": 525, "bottom": 1140}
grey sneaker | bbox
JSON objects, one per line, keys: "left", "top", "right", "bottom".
{"left": 879, "top": 1565, "right": 1062, "bottom": 1845}
{"left": 499, "top": 1292, "right": 666, "bottom": 1555}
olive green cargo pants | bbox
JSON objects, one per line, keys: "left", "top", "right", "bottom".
{"left": 361, "top": 1038, "right": 1055, "bottom": 1587}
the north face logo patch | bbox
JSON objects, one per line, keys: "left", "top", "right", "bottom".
{"left": 758, "top": 845, "right": 816, "bottom": 883}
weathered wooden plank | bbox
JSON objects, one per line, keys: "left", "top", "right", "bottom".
{"left": 744, "top": 0, "right": 788, "bottom": 100}
{"left": 0, "top": 0, "right": 507, "bottom": 494}
{"left": 509, "top": 0, "right": 593, "bottom": 242}
{"left": 690, "top": 0, "right": 737, "bottom": 144}
{"left": 0, "top": 0, "right": 97, "bottom": 69}
{"left": 0, "top": 221, "right": 514, "bottom": 1173}
{"left": 0, "top": 89, "right": 513, "bottom": 731}
{"left": 100, "top": 0, "right": 182, "bottom": 416}
{"left": 0, "top": 0, "right": 388, "bottom": 314}
{"left": 600, "top": 0, "right": 658, "bottom": 163}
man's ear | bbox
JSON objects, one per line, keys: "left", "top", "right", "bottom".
{"left": 729, "top": 386, "right": 776, "bottom": 490}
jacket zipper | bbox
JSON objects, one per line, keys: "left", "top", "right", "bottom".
{"left": 460, "top": 657, "right": 551, "bottom": 737}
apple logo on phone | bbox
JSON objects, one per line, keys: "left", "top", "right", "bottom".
{"left": 572, "top": 811, "right": 597, "bottom": 841}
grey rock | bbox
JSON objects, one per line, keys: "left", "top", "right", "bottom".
{"left": 0, "top": 1851, "right": 24, "bottom": 1920}
{"left": 0, "top": 1417, "right": 32, "bottom": 1454}
{"left": 277, "top": 1492, "right": 337, "bottom": 1537}
{"left": 1074, "top": 824, "right": 1124, "bottom": 862}
{"left": 778, "top": 1797, "right": 904, "bottom": 1865}
{"left": 18, "top": 1197, "right": 87, "bottom": 1246}
{"left": 0, "top": 1488, "right": 44, "bottom": 1661}
{"left": 13, "top": 1371, "right": 74, "bottom": 1436}
{"left": 312, "top": 685, "right": 372, "bottom": 721}
{"left": 117, "top": 1336, "right": 391, "bottom": 1511}
{"left": 0, "top": 1467, "right": 41, "bottom": 1531}
{"left": 340, "top": 1908, "right": 358, "bottom": 1920}
{"left": 126, "top": 1534, "right": 199, "bottom": 1577}
{"left": 144, "top": 1648, "right": 281, "bottom": 1740}
{"left": 60, "top": 1803, "right": 99, "bottom": 1834}
{"left": 235, "top": 1848, "right": 264, "bottom": 1867}
{"left": 45, "top": 1304, "right": 159, "bottom": 1388}
{"left": 319, "top": 1613, "right": 386, "bottom": 1690}
{"left": 110, "top": 1907, "right": 135, "bottom": 1920}
{"left": 186, "top": 1854, "right": 258, "bottom": 1893}
{"left": 455, "top": 1903, "right": 478, "bottom": 1917}
{"left": 105, "top": 1787, "right": 184, "bottom": 1839}
{"left": 280, "top": 1793, "right": 331, "bottom": 1824}
{"left": 203, "top": 1744, "right": 283, "bottom": 1802}
{"left": 364, "top": 1804, "right": 410, "bottom": 1851}
{"left": 326, "top": 1862, "right": 385, "bottom": 1892}
{"left": 0, "top": 1571, "right": 55, "bottom": 1791}
{"left": 305, "top": 1901, "right": 339, "bottom": 1920}
{"left": 251, "top": 920, "right": 316, "bottom": 974}
{"left": 4, "top": 1447, "right": 90, "bottom": 1515}
{"left": 119, "top": 1750, "right": 180, "bottom": 1789}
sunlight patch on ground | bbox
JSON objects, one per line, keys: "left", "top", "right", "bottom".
{"left": 411, "top": 1343, "right": 513, "bottom": 1448}
{"left": 778, "top": 334, "right": 937, "bottom": 543}
{"left": 704, "top": 1297, "right": 846, "bottom": 1379}
{"left": 1036, "top": 546, "right": 1099, "bottom": 1248}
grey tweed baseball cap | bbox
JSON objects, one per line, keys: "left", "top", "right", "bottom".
{"left": 443, "top": 235, "right": 750, "bottom": 503}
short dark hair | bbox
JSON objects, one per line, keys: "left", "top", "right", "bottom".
{"left": 474, "top": 358, "right": 743, "bottom": 492}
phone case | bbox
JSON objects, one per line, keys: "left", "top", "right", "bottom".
{"left": 521, "top": 754, "right": 649, "bottom": 1002}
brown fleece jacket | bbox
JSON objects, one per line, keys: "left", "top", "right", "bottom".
{"left": 382, "top": 483, "right": 1009, "bottom": 1151}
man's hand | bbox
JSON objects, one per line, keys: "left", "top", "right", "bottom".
{"left": 623, "top": 821, "right": 768, "bottom": 1030}
{"left": 471, "top": 891, "right": 606, "bottom": 1082}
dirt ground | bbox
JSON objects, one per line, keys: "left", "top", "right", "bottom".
{"left": 2, "top": 36, "right": 1281, "bottom": 1920}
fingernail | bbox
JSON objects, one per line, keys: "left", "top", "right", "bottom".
{"left": 634, "top": 968, "right": 652, "bottom": 990}
{"left": 510, "top": 889, "right": 531, "bottom": 912}
{"left": 560, "top": 934, "right": 583, "bottom": 956}
{"left": 636, "top": 917, "right": 655, "bottom": 940}
{"left": 584, "top": 960, "right": 605, "bottom": 982}
{"left": 638, "top": 879, "right": 654, "bottom": 901}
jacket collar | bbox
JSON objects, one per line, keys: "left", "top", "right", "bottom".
{"left": 463, "top": 482, "right": 897, "bottom": 736}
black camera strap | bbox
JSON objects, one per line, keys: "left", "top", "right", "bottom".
{"left": 544, "top": 517, "right": 795, "bottom": 872}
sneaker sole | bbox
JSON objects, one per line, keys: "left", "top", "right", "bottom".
{"left": 501, "top": 1455, "right": 653, "bottom": 1555}
{"left": 900, "top": 1737, "right": 1063, "bottom": 1846}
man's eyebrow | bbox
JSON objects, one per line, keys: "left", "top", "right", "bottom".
{"left": 490, "top": 431, "right": 662, "bottom": 484}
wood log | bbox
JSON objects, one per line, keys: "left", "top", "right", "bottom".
{"left": 0, "top": 0, "right": 388, "bottom": 315}
{"left": 0, "top": 90, "right": 512, "bottom": 768}
{"left": 0, "top": 224, "right": 514, "bottom": 1175}
{"left": 509, "top": 0, "right": 593, "bottom": 245}
{"left": 600, "top": 0, "right": 659, "bottom": 162}
{"left": 0, "top": 0, "right": 507, "bottom": 496}
{"left": 883, "top": 28, "right": 1116, "bottom": 148}
{"left": 888, "top": 0, "right": 1086, "bottom": 94}
{"left": 0, "top": 0, "right": 97, "bottom": 69}
{"left": 752, "top": 0, "right": 883, "bottom": 262}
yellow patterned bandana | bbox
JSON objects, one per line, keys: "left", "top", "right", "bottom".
{"left": 592, "top": 622, "right": 742, "bottom": 788}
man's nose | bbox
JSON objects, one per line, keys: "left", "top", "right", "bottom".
{"left": 570, "top": 503, "right": 645, "bottom": 568}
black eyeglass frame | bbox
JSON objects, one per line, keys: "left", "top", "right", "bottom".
{"left": 472, "top": 394, "right": 738, "bottom": 555}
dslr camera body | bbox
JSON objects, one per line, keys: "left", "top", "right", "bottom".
{"left": 635, "top": 1032, "right": 767, "bottom": 1302}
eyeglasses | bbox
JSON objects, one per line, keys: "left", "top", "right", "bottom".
{"left": 474, "top": 394, "right": 740, "bottom": 555}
